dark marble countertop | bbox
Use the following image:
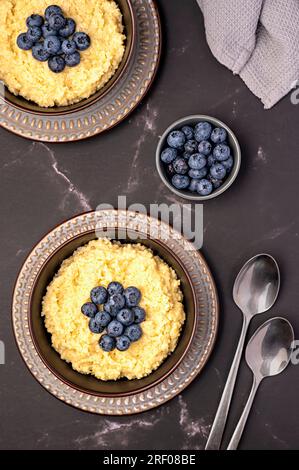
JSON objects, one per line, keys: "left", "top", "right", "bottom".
{"left": 1, "top": 0, "right": 298, "bottom": 451}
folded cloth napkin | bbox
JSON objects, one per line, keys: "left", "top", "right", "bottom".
{"left": 197, "top": 0, "right": 299, "bottom": 108}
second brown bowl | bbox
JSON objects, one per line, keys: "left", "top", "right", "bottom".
{"left": 4, "top": 0, "right": 136, "bottom": 116}
{"left": 28, "top": 227, "right": 197, "bottom": 397}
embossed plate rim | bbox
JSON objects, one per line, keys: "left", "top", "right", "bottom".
{"left": 12, "top": 210, "right": 219, "bottom": 415}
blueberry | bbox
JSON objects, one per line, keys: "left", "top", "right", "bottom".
{"left": 26, "top": 14, "right": 44, "bottom": 28}
{"left": 207, "top": 155, "right": 217, "bottom": 167}
{"left": 213, "top": 144, "right": 230, "bottom": 161}
{"left": 107, "top": 320, "right": 124, "bottom": 338}
{"left": 65, "top": 52, "right": 81, "bottom": 67}
{"left": 167, "top": 163, "right": 176, "bottom": 176}
{"left": 117, "top": 308, "right": 135, "bottom": 326}
{"left": 167, "top": 130, "right": 186, "bottom": 149}
{"left": 210, "top": 163, "right": 226, "bottom": 180}
{"left": 197, "top": 179, "right": 213, "bottom": 196}
{"left": 49, "top": 14, "right": 66, "bottom": 31}
{"left": 17, "top": 33, "right": 34, "bottom": 51}
{"left": 124, "top": 324, "right": 142, "bottom": 342}
{"left": 211, "top": 127, "right": 227, "bottom": 144}
{"left": 73, "top": 32, "right": 91, "bottom": 51}
{"left": 194, "top": 121, "right": 212, "bottom": 142}
{"left": 188, "top": 153, "right": 207, "bottom": 170}
{"left": 173, "top": 157, "right": 188, "bottom": 175}
{"left": 116, "top": 335, "right": 131, "bottom": 351}
{"left": 161, "top": 147, "right": 177, "bottom": 164}
{"left": 209, "top": 176, "right": 223, "bottom": 189}
{"left": 42, "top": 23, "right": 58, "bottom": 38}
{"left": 56, "top": 43, "right": 65, "bottom": 55}
{"left": 44, "top": 35, "right": 61, "bottom": 55}
{"left": 32, "top": 44, "right": 50, "bottom": 62}
{"left": 181, "top": 125, "right": 194, "bottom": 140}
{"left": 222, "top": 156, "right": 234, "bottom": 172}
{"left": 110, "top": 293, "right": 126, "bottom": 309}
{"left": 89, "top": 318, "right": 104, "bottom": 334}
{"left": 27, "top": 26, "right": 42, "bottom": 42}
{"left": 45, "top": 5, "right": 63, "bottom": 20}
{"left": 61, "top": 39, "right": 76, "bottom": 54}
{"left": 103, "top": 302, "right": 115, "bottom": 316}
{"left": 48, "top": 55, "right": 66, "bottom": 73}
{"left": 172, "top": 174, "right": 190, "bottom": 189}
{"left": 107, "top": 281, "right": 124, "bottom": 296}
{"left": 81, "top": 302, "right": 98, "bottom": 318}
{"left": 95, "top": 310, "right": 111, "bottom": 328}
{"left": 132, "top": 306, "right": 146, "bottom": 324}
{"left": 59, "top": 18, "right": 76, "bottom": 38}
{"left": 184, "top": 139, "right": 198, "bottom": 154}
{"left": 99, "top": 334, "right": 116, "bottom": 352}
{"left": 90, "top": 286, "right": 108, "bottom": 305}
{"left": 188, "top": 167, "right": 207, "bottom": 179}
{"left": 189, "top": 179, "right": 200, "bottom": 192}
{"left": 124, "top": 287, "right": 141, "bottom": 307}
{"left": 197, "top": 140, "right": 212, "bottom": 156}
{"left": 104, "top": 293, "right": 126, "bottom": 316}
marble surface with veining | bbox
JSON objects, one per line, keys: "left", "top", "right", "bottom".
{"left": 1, "top": 0, "right": 299, "bottom": 450}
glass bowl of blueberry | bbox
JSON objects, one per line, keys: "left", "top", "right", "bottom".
{"left": 156, "top": 115, "right": 241, "bottom": 200}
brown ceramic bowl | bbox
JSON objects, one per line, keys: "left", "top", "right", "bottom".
{"left": 28, "top": 227, "right": 197, "bottom": 397}
{"left": 3, "top": 0, "right": 135, "bottom": 115}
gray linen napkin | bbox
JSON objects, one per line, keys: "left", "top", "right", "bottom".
{"left": 197, "top": 0, "right": 299, "bottom": 108}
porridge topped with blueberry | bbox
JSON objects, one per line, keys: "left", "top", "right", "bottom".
{"left": 0, "top": 0, "right": 126, "bottom": 107}
{"left": 42, "top": 238, "right": 186, "bottom": 381}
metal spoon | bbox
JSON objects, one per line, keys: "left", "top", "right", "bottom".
{"left": 227, "top": 317, "right": 294, "bottom": 449}
{"left": 205, "top": 254, "right": 280, "bottom": 450}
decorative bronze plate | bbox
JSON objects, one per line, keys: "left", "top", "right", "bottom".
{"left": 12, "top": 210, "right": 219, "bottom": 415}
{"left": 0, "top": 0, "right": 161, "bottom": 142}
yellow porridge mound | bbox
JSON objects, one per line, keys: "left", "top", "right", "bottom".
{"left": 0, "top": 0, "right": 125, "bottom": 107}
{"left": 42, "top": 239, "right": 186, "bottom": 381}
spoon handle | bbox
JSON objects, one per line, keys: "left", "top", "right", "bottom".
{"left": 205, "top": 315, "right": 250, "bottom": 450}
{"left": 227, "top": 376, "right": 260, "bottom": 450}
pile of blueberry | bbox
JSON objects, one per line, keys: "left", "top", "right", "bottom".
{"left": 16, "top": 5, "right": 91, "bottom": 73}
{"left": 81, "top": 282, "right": 146, "bottom": 352}
{"left": 160, "top": 122, "right": 234, "bottom": 196}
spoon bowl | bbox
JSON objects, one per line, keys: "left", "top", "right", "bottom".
{"left": 233, "top": 254, "right": 280, "bottom": 317}
{"left": 246, "top": 317, "right": 294, "bottom": 380}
